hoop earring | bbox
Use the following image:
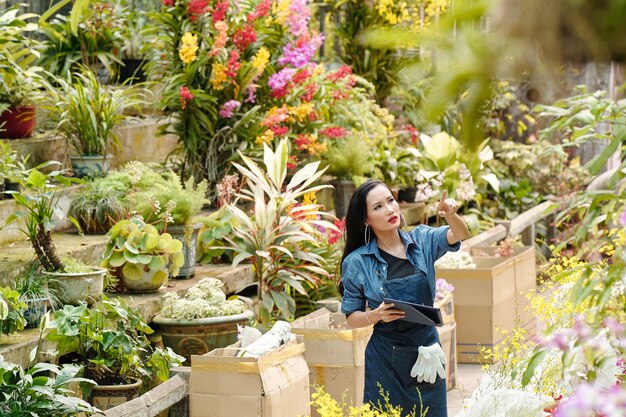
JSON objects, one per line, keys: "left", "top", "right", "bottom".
{"left": 364, "top": 224, "right": 371, "bottom": 245}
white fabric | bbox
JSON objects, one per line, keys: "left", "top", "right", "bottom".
{"left": 238, "top": 321, "right": 292, "bottom": 358}
{"left": 410, "top": 343, "right": 447, "bottom": 384}
{"left": 239, "top": 326, "right": 263, "bottom": 349}
{"left": 455, "top": 389, "right": 553, "bottom": 417}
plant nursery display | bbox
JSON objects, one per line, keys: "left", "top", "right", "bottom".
{"left": 40, "top": 297, "right": 184, "bottom": 409}
{"left": 152, "top": 277, "right": 253, "bottom": 362}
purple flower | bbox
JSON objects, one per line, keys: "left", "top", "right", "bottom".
{"left": 219, "top": 100, "right": 241, "bottom": 118}
{"left": 268, "top": 68, "right": 296, "bottom": 92}
{"left": 277, "top": 34, "right": 324, "bottom": 68}
{"left": 554, "top": 382, "right": 626, "bottom": 417}
{"left": 245, "top": 86, "right": 257, "bottom": 103}
{"left": 620, "top": 208, "right": 626, "bottom": 227}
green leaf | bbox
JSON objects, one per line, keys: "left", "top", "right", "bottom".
{"left": 122, "top": 263, "right": 143, "bottom": 281}
{"left": 521, "top": 349, "right": 549, "bottom": 387}
{"left": 108, "top": 250, "right": 126, "bottom": 267}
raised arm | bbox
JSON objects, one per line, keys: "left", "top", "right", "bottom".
{"left": 437, "top": 190, "right": 470, "bottom": 244}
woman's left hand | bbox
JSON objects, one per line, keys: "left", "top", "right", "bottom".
{"left": 437, "top": 190, "right": 458, "bottom": 218}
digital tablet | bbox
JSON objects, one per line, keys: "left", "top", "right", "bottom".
{"left": 383, "top": 298, "right": 443, "bottom": 327}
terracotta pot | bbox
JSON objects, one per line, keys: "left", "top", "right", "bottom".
{"left": 0, "top": 105, "right": 36, "bottom": 138}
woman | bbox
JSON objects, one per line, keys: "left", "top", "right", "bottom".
{"left": 340, "top": 179, "right": 470, "bottom": 417}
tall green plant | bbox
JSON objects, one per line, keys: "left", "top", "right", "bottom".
{"left": 220, "top": 139, "right": 337, "bottom": 324}
{"left": 39, "top": 67, "right": 144, "bottom": 156}
{"left": 4, "top": 165, "right": 81, "bottom": 272}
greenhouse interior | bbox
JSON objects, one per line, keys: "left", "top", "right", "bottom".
{"left": 0, "top": 0, "right": 625, "bottom": 416}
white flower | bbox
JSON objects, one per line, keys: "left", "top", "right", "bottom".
{"left": 435, "top": 251, "right": 476, "bottom": 269}
{"left": 160, "top": 277, "right": 245, "bottom": 320}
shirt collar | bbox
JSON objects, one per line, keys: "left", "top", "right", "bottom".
{"left": 362, "top": 229, "right": 417, "bottom": 260}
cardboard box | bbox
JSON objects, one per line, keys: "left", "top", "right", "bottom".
{"left": 190, "top": 338, "right": 310, "bottom": 417}
{"left": 437, "top": 321, "right": 457, "bottom": 391}
{"left": 291, "top": 309, "right": 373, "bottom": 416}
{"left": 434, "top": 292, "right": 455, "bottom": 326}
{"left": 435, "top": 246, "right": 537, "bottom": 363}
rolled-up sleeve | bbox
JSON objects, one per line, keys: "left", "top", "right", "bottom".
{"left": 414, "top": 225, "right": 461, "bottom": 261}
{"left": 340, "top": 260, "right": 366, "bottom": 316}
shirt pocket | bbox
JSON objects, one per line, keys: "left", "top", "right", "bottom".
{"left": 391, "top": 345, "right": 446, "bottom": 390}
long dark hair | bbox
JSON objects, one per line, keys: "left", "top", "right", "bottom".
{"left": 338, "top": 179, "right": 386, "bottom": 295}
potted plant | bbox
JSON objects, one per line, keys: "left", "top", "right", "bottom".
{"left": 321, "top": 133, "right": 374, "bottom": 218}
{"left": 0, "top": 356, "right": 100, "bottom": 416}
{"left": 41, "top": 296, "right": 184, "bottom": 410}
{"left": 0, "top": 286, "right": 26, "bottom": 344}
{"left": 152, "top": 277, "right": 254, "bottom": 363}
{"left": 14, "top": 263, "right": 60, "bottom": 328}
{"left": 3, "top": 165, "right": 106, "bottom": 305}
{"left": 38, "top": 67, "right": 144, "bottom": 177}
{"left": 111, "top": 0, "right": 151, "bottom": 84}
{"left": 0, "top": 1, "right": 41, "bottom": 139}
{"left": 100, "top": 216, "right": 185, "bottom": 293}
{"left": 130, "top": 174, "right": 209, "bottom": 278}
{"left": 68, "top": 177, "right": 126, "bottom": 234}
{"left": 219, "top": 139, "right": 338, "bottom": 325}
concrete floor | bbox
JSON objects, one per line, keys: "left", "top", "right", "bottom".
{"left": 447, "top": 364, "right": 484, "bottom": 416}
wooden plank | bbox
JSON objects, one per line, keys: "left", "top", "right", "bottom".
{"left": 104, "top": 371, "right": 190, "bottom": 417}
{"left": 508, "top": 201, "right": 558, "bottom": 237}
{"left": 461, "top": 224, "right": 508, "bottom": 249}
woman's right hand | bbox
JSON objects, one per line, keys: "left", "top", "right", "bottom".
{"left": 372, "top": 302, "right": 405, "bottom": 323}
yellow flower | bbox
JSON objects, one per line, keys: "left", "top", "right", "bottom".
{"left": 252, "top": 47, "right": 270, "bottom": 76}
{"left": 179, "top": 32, "right": 199, "bottom": 64}
{"left": 288, "top": 102, "right": 314, "bottom": 123}
{"left": 273, "top": 0, "right": 290, "bottom": 25}
{"left": 210, "top": 63, "right": 228, "bottom": 90}
{"left": 255, "top": 129, "right": 275, "bottom": 145}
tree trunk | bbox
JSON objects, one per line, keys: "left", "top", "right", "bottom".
{"left": 36, "top": 226, "right": 64, "bottom": 272}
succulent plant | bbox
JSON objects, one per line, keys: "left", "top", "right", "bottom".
{"left": 101, "top": 217, "right": 185, "bottom": 283}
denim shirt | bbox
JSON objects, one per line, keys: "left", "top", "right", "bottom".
{"left": 341, "top": 225, "right": 461, "bottom": 316}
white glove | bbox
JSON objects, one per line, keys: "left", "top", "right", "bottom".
{"left": 410, "top": 343, "right": 447, "bottom": 384}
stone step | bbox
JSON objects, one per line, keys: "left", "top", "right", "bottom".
{"left": 0, "top": 232, "right": 107, "bottom": 288}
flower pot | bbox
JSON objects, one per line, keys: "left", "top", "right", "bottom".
{"left": 21, "top": 297, "right": 49, "bottom": 328}
{"left": 118, "top": 58, "right": 147, "bottom": 84}
{"left": 152, "top": 310, "right": 254, "bottom": 364}
{"left": 88, "top": 378, "right": 142, "bottom": 410}
{"left": 119, "top": 265, "right": 168, "bottom": 293}
{"left": 70, "top": 154, "right": 113, "bottom": 178}
{"left": 45, "top": 267, "right": 106, "bottom": 306}
{"left": 0, "top": 105, "right": 36, "bottom": 138}
{"left": 167, "top": 223, "right": 201, "bottom": 279}
{"left": 397, "top": 187, "right": 417, "bottom": 203}
{"left": 3, "top": 180, "right": 20, "bottom": 199}
{"left": 330, "top": 179, "right": 355, "bottom": 219}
